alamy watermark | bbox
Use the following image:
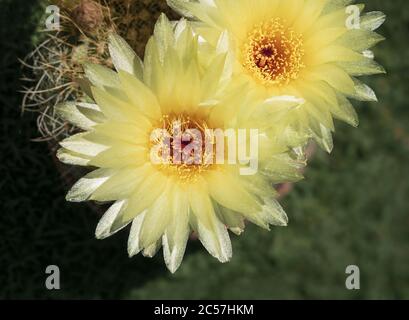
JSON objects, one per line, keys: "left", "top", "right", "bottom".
{"left": 45, "top": 5, "right": 60, "bottom": 31}
{"left": 345, "top": 265, "right": 360, "bottom": 290}
{"left": 346, "top": 5, "right": 361, "bottom": 30}
{"left": 45, "top": 265, "right": 61, "bottom": 290}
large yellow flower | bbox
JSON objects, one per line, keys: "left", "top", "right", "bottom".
{"left": 56, "top": 15, "right": 304, "bottom": 273}
{"left": 167, "top": 0, "right": 386, "bottom": 151}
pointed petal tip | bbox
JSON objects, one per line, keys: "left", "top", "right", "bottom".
{"left": 95, "top": 232, "right": 107, "bottom": 240}
{"left": 218, "top": 254, "right": 232, "bottom": 264}
{"left": 166, "top": 259, "right": 181, "bottom": 274}
{"left": 142, "top": 251, "right": 155, "bottom": 258}
{"left": 107, "top": 32, "right": 123, "bottom": 46}
{"left": 127, "top": 247, "right": 140, "bottom": 258}
{"left": 65, "top": 193, "right": 85, "bottom": 203}
{"left": 158, "top": 12, "right": 169, "bottom": 21}
{"left": 229, "top": 227, "right": 244, "bottom": 236}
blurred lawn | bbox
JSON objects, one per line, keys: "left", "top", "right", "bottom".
{"left": 1, "top": 0, "right": 408, "bottom": 299}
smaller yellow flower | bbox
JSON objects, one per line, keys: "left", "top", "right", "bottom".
{"left": 168, "top": 0, "right": 386, "bottom": 151}
{"left": 57, "top": 15, "right": 305, "bottom": 272}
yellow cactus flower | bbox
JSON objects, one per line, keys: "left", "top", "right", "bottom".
{"left": 56, "top": 15, "right": 304, "bottom": 273}
{"left": 167, "top": 0, "right": 386, "bottom": 151}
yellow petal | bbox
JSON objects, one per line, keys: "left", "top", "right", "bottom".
{"left": 108, "top": 33, "right": 144, "bottom": 79}
{"left": 118, "top": 71, "right": 161, "bottom": 119}
{"left": 205, "top": 169, "right": 261, "bottom": 214}
{"left": 95, "top": 200, "right": 130, "bottom": 239}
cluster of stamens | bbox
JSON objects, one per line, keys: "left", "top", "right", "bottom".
{"left": 242, "top": 18, "right": 305, "bottom": 86}
{"left": 151, "top": 114, "right": 215, "bottom": 182}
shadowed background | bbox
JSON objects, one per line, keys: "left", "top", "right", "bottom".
{"left": 1, "top": 0, "right": 408, "bottom": 299}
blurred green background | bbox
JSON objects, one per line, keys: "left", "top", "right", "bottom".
{"left": 1, "top": 0, "right": 408, "bottom": 299}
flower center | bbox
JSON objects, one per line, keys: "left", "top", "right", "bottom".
{"left": 242, "top": 18, "right": 305, "bottom": 86}
{"left": 150, "top": 114, "right": 215, "bottom": 182}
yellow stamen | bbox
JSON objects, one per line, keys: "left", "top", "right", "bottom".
{"left": 151, "top": 114, "right": 215, "bottom": 182}
{"left": 242, "top": 18, "right": 305, "bottom": 87}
